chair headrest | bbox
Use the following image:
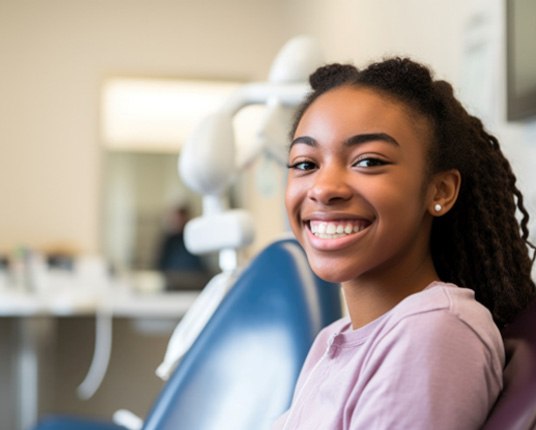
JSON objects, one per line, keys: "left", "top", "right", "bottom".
{"left": 483, "top": 298, "right": 536, "bottom": 429}
{"left": 184, "top": 209, "right": 254, "bottom": 255}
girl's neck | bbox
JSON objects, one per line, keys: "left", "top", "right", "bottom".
{"left": 342, "top": 256, "right": 439, "bottom": 330}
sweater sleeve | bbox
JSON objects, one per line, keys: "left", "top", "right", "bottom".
{"left": 348, "top": 310, "right": 504, "bottom": 430}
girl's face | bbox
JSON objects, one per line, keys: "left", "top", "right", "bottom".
{"left": 286, "top": 86, "right": 437, "bottom": 288}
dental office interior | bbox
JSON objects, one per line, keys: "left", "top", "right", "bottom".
{"left": 1, "top": 0, "right": 536, "bottom": 429}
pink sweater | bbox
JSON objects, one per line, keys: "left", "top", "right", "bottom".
{"left": 273, "top": 282, "right": 504, "bottom": 430}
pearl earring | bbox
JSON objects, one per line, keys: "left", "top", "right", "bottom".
{"left": 434, "top": 203, "right": 442, "bottom": 213}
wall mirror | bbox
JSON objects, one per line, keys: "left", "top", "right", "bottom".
{"left": 99, "top": 77, "right": 245, "bottom": 291}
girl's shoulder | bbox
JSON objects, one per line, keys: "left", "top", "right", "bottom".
{"left": 384, "top": 281, "right": 503, "bottom": 354}
{"left": 392, "top": 281, "right": 493, "bottom": 324}
{"left": 313, "top": 281, "right": 502, "bottom": 355}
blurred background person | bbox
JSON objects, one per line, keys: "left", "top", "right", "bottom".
{"left": 155, "top": 205, "right": 212, "bottom": 290}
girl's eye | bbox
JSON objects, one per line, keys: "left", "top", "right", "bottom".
{"left": 354, "top": 157, "right": 388, "bottom": 168}
{"left": 287, "top": 160, "right": 317, "bottom": 171}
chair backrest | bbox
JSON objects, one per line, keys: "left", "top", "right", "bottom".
{"left": 483, "top": 299, "right": 536, "bottom": 430}
{"left": 142, "top": 238, "right": 342, "bottom": 430}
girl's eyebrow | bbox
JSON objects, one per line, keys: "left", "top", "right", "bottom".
{"left": 345, "top": 133, "right": 400, "bottom": 147}
{"left": 290, "top": 135, "right": 316, "bottom": 148}
{"left": 290, "top": 133, "right": 399, "bottom": 149}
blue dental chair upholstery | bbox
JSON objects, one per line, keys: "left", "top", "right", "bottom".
{"left": 35, "top": 238, "right": 342, "bottom": 430}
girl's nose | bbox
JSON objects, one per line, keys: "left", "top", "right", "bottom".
{"left": 307, "top": 166, "right": 353, "bottom": 205}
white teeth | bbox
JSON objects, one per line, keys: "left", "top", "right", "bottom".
{"left": 309, "top": 220, "right": 367, "bottom": 239}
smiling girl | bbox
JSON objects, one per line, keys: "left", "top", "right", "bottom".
{"left": 273, "top": 59, "right": 535, "bottom": 429}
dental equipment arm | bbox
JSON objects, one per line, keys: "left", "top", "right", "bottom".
{"left": 154, "top": 36, "right": 324, "bottom": 381}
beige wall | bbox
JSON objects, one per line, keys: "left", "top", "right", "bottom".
{"left": 0, "top": 0, "right": 292, "bottom": 254}
{"left": 286, "top": 0, "right": 483, "bottom": 82}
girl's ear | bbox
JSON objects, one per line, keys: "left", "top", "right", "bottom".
{"left": 428, "top": 169, "right": 461, "bottom": 216}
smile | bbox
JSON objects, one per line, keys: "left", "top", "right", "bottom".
{"left": 309, "top": 219, "right": 370, "bottom": 239}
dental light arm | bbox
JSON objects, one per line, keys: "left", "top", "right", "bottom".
{"left": 178, "top": 36, "right": 323, "bottom": 265}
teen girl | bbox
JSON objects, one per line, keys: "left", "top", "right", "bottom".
{"left": 273, "top": 58, "right": 535, "bottom": 429}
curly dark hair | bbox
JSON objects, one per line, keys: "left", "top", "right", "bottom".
{"left": 291, "top": 58, "right": 535, "bottom": 328}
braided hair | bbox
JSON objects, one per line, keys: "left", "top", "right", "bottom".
{"left": 291, "top": 58, "right": 535, "bottom": 328}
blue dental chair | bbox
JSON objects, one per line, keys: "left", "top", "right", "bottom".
{"left": 34, "top": 238, "right": 342, "bottom": 430}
